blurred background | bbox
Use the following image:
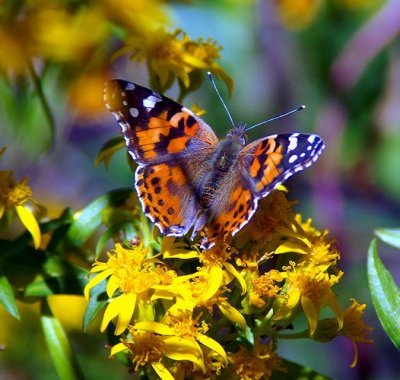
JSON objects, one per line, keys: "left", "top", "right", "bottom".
{"left": 1, "top": 0, "right": 399, "bottom": 379}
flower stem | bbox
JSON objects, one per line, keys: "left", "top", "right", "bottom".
{"left": 27, "top": 60, "right": 55, "bottom": 151}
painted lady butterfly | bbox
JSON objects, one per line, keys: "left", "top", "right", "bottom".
{"left": 104, "top": 79, "right": 324, "bottom": 249}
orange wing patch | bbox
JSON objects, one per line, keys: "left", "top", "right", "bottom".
{"left": 135, "top": 163, "right": 200, "bottom": 236}
{"left": 246, "top": 137, "right": 284, "bottom": 195}
{"left": 200, "top": 185, "right": 256, "bottom": 249}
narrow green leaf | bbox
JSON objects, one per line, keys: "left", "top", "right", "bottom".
{"left": 375, "top": 228, "right": 400, "bottom": 249}
{"left": 0, "top": 275, "right": 20, "bottom": 319}
{"left": 24, "top": 257, "right": 88, "bottom": 297}
{"left": 95, "top": 135, "right": 125, "bottom": 168}
{"left": 83, "top": 278, "right": 107, "bottom": 332}
{"left": 271, "top": 358, "right": 331, "bottom": 380}
{"left": 41, "top": 300, "right": 84, "bottom": 380}
{"left": 367, "top": 239, "right": 400, "bottom": 349}
{"left": 67, "top": 188, "right": 132, "bottom": 247}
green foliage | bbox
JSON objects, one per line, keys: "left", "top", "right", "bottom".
{"left": 368, "top": 232, "right": 400, "bottom": 350}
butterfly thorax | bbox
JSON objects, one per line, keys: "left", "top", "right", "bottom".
{"left": 199, "top": 132, "right": 245, "bottom": 209}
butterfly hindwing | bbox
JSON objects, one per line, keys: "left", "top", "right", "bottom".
{"left": 242, "top": 133, "right": 325, "bottom": 197}
{"left": 135, "top": 162, "right": 202, "bottom": 236}
{"left": 104, "top": 80, "right": 218, "bottom": 164}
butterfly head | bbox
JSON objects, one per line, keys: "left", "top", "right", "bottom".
{"left": 226, "top": 122, "right": 247, "bottom": 145}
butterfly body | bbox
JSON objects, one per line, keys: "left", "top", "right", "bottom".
{"left": 104, "top": 79, "right": 325, "bottom": 248}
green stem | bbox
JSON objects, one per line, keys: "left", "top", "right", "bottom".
{"left": 27, "top": 60, "right": 55, "bottom": 151}
{"left": 276, "top": 329, "right": 310, "bottom": 340}
{"left": 40, "top": 299, "right": 85, "bottom": 380}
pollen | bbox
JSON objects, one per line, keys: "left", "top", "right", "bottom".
{"left": 123, "top": 331, "right": 165, "bottom": 371}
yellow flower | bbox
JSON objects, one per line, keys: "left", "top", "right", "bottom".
{"left": 0, "top": 159, "right": 41, "bottom": 249}
{"left": 235, "top": 190, "right": 296, "bottom": 251}
{"left": 111, "top": 331, "right": 175, "bottom": 380}
{"left": 273, "top": 261, "right": 344, "bottom": 336}
{"left": 68, "top": 72, "right": 109, "bottom": 117}
{"left": 275, "top": 215, "right": 340, "bottom": 270}
{"left": 0, "top": 25, "right": 28, "bottom": 75}
{"left": 119, "top": 28, "right": 232, "bottom": 95}
{"left": 248, "top": 270, "right": 283, "bottom": 309}
{"left": 313, "top": 298, "right": 373, "bottom": 367}
{"left": 273, "top": 0, "right": 322, "bottom": 30}
{"left": 84, "top": 243, "right": 176, "bottom": 335}
{"left": 101, "top": 0, "right": 167, "bottom": 35}
{"left": 30, "top": 5, "right": 108, "bottom": 61}
{"left": 228, "top": 339, "right": 285, "bottom": 380}
{"left": 129, "top": 310, "right": 228, "bottom": 373}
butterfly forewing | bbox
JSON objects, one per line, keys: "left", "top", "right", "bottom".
{"left": 242, "top": 133, "right": 325, "bottom": 197}
{"left": 104, "top": 80, "right": 218, "bottom": 164}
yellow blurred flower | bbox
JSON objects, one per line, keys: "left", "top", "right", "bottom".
{"left": 0, "top": 24, "right": 29, "bottom": 75}
{"left": 273, "top": 0, "right": 322, "bottom": 30}
{"left": 30, "top": 5, "right": 108, "bottom": 61}
{"left": 68, "top": 72, "right": 109, "bottom": 117}
{"left": 101, "top": 0, "right": 167, "bottom": 34}
{"left": 0, "top": 151, "right": 41, "bottom": 248}
{"left": 119, "top": 28, "right": 233, "bottom": 95}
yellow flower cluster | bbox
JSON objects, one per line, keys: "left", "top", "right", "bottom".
{"left": 85, "top": 189, "right": 372, "bottom": 379}
{"left": 0, "top": 0, "right": 231, "bottom": 118}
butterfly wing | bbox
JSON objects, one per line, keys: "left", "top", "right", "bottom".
{"left": 104, "top": 79, "right": 219, "bottom": 164}
{"left": 199, "top": 133, "right": 324, "bottom": 248}
{"left": 104, "top": 79, "right": 219, "bottom": 236}
{"left": 242, "top": 133, "right": 325, "bottom": 196}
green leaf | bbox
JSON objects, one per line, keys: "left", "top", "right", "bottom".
{"left": 41, "top": 300, "right": 84, "bottom": 380}
{"left": 67, "top": 188, "right": 133, "bottom": 247}
{"left": 95, "top": 135, "right": 125, "bottom": 168}
{"left": 83, "top": 278, "right": 107, "bottom": 332}
{"left": 271, "top": 358, "right": 331, "bottom": 380}
{"left": 375, "top": 228, "right": 400, "bottom": 249}
{"left": 367, "top": 239, "right": 400, "bottom": 349}
{"left": 0, "top": 275, "right": 20, "bottom": 319}
{"left": 24, "top": 257, "right": 88, "bottom": 297}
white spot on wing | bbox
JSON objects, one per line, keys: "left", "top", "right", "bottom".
{"left": 308, "top": 134, "right": 317, "bottom": 144}
{"left": 121, "top": 91, "right": 126, "bottom": 97}
{"left": 125, "top": 83, "right": 135, "bottom": 90}
{"left": 122, "top": 100, "right": 127, "bottom": 106}
{"left": 143, "top": 95, "right": 163, "bottom": 108}
{"left": 129, "top": 107, "right": 139, "bottom": 117}
{"left": 288, "top": 155, "right": 298, "bottom": 163}
{"left": 288, "top": 136, "right": 298, "bottom": 151}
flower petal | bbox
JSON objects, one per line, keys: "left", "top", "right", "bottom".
{"left": 163, "top": 336, "right": 205, "bottom": 373}
{"left": 152, "top": 362, "right": 175, "bottom": 380}
{"left": 110, "top": 342, "right": 128, "bottom": 356}
{"left": 224, "top": 262, "right": 246, "bottom": 295}
{"left": 199, "top": 266, "right": 223, "bottom": 302}
{"left": 115, "top": 293, "right": 136, "bottom": 335}
{"left": 84, "top": 268, "right": 113, "bottom": 299}
{"left": 219, "top": 300, "right": 247, "bottom": 332}
{"left": 16, "top": 205, "right": 41, "bottom": 249}
{"left": 196, "top": 333, "right": 228, "bottom": 364}
{"left": 301, "top": 295, "right": 319, "bottom": 336}
{"left": 133, "top": 321, "right": 175, "bottom": 336}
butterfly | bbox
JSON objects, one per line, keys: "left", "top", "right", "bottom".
{"left": 104, "top": 79, "right": 325, "bottom": 249}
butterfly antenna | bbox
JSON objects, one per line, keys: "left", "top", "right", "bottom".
{"left": 246, "top": 105, "right": 306, "bottom": 131}
{"left": 207, "top": 71, "right": 235, "bottom": 128}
